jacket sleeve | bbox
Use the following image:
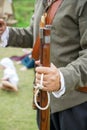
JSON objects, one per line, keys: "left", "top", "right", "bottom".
{"left": 8, "top": 14, "right": 34, "bottom": 48}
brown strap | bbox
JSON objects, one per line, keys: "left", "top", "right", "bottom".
{"left": 46, "top": 0, "right": 63, "bottom": 24}
{"left": 32, "top": 0, "right": 62, "bottom": 60}
{"left": 77, "top": 86, "right": 87, "bottom": 93}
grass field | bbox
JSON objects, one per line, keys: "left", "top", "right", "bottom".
{"left": 0, "top": 1, "right": 39, "bottom": 129}
{"left": 0, "top": 47, "right": 38, "bottom": 130}
{"left": 13, "top": 0, "right": 35, "bottom": 27}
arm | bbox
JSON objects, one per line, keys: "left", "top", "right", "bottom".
{"left": 8, "top": 16, "right": 34, "bottom": 48}
{"left": 0, "top": 14, "right": 34, "bottom": 48}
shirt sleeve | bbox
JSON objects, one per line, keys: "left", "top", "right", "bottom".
{"left": 52, "top": 70, "right": 65, "bottom": 98}
{"left": 0, "top": 27, "right": 9, "bottom": 47}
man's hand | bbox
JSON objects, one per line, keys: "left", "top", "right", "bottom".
{"left": 0, "top": 19, "right": 6, "bottom": 35}
{"left": 35, "top": 63, "right": 61, "bottom": 92}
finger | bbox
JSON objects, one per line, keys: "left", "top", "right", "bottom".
{"left": 35, "top": 60, "right": 40, "bottom": 66}
{"left": 35, "top": 78, "right": 40, "bottom": 85}
{"left": 36, "top": 72, "right": 42, "bottom": 80}
{"left": 36, "top": 73, "right": 48, "bottom": 83}
{"left": 42, "top": 87, "right": 49, "bottom": 91}
{"left": 36, "top": 63, "right": 57, "bottom": 73}
{"left": 35, "top": 66, "right": 50, "bottom": 74}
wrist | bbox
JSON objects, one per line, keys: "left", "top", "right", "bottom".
{"left": 52, "top": 70, "right": 65, "bottom": 98}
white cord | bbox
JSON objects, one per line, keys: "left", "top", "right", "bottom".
{"left": 34, "top": 73, "right": 50, "bottom": 110}
{"left": 34, "top": 73, "right": 44, "bottom": 90}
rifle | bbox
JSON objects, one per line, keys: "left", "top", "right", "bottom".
{"left": 39, "top": 20, "right": 51, "bottom": 130}
{"left": 32, "top": 1, "right": 63, "bottom": 129}
{"left": 32, "top": 14, "right": 51, "bottom": 130}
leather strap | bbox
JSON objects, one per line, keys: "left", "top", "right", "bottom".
{"left": 32, "top": 0, "right": 62, "bottom": 60}
{"left": 76, "top": 86, "right": 87, "bottom": 93}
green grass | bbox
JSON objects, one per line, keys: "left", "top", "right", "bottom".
{"left": 0, "top": 1, "right": 39, "bottom": 129}
{"left": 13, "top": 0, "right": 35, "bottom": 27}
{"left": 0, "top": 47, "right": 38, "bottom": 130}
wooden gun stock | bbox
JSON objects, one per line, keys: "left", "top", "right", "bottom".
{"left": 39, "top": 25, "right": 51, "bottom": 130}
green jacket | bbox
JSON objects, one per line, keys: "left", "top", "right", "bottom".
{"left": 8, "top": 0, "right": 87, "bottom": 113}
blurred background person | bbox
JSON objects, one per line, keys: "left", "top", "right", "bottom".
{"left": 0, "top": 57, "right": 19, "bottom": 92}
